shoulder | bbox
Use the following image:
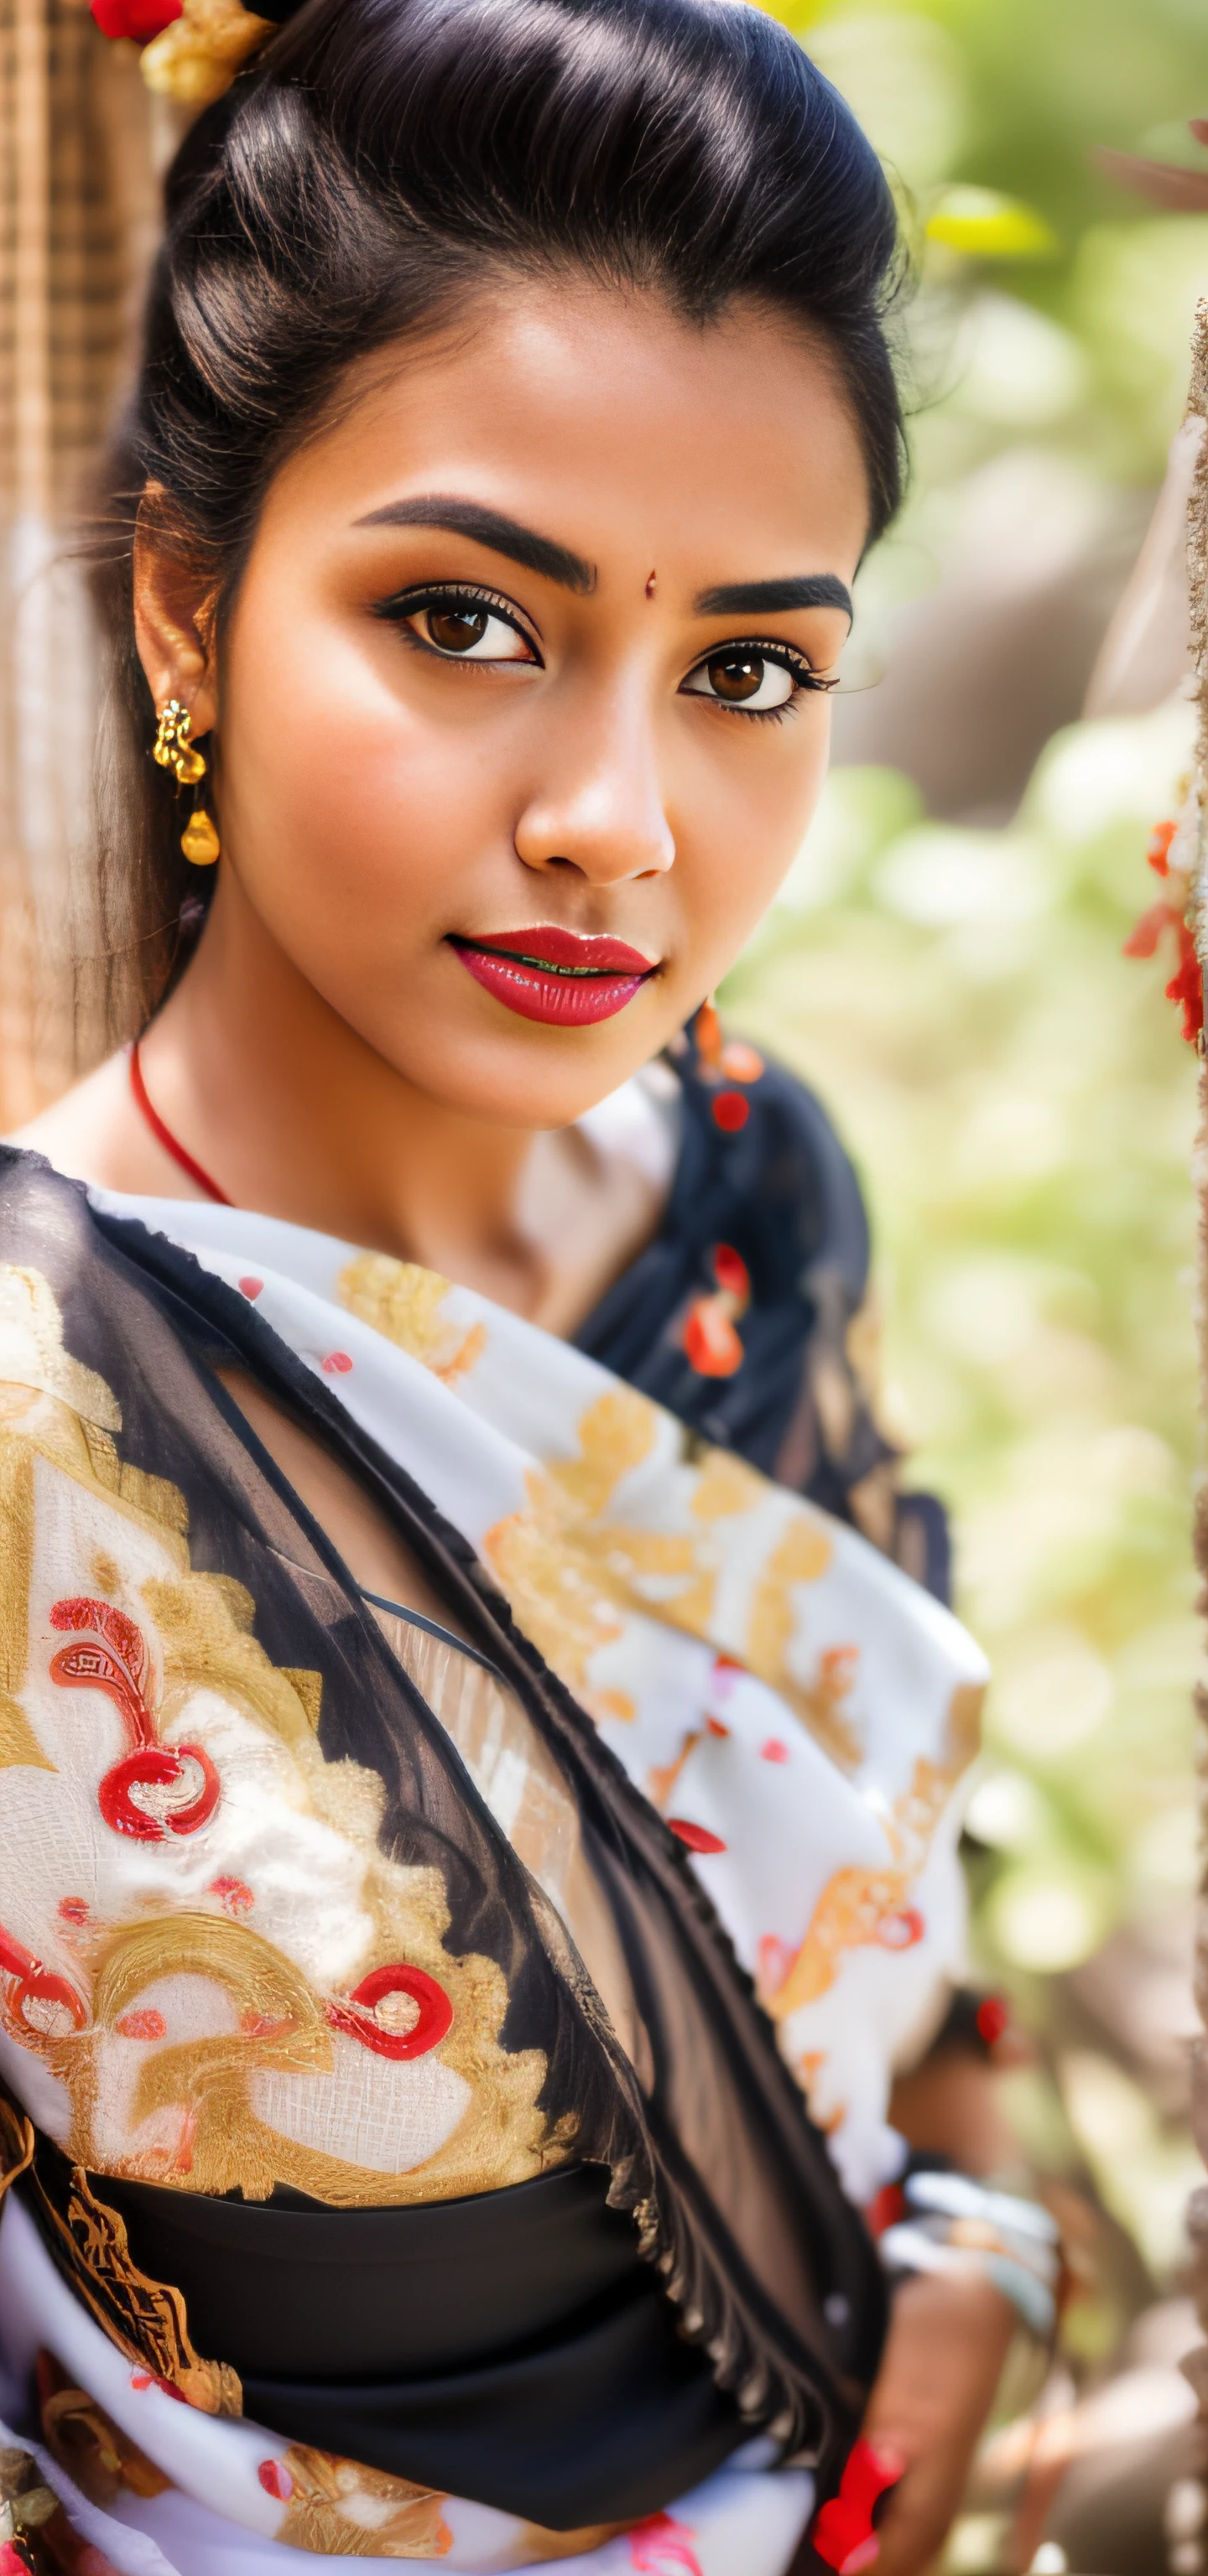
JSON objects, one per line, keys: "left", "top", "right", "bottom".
{"left": 7, "top": 1051, "right": 168, "bottom": 1196}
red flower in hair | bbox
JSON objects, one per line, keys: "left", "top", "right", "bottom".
{"left": 91, "top": 0, "right": 182, "bottom": 41}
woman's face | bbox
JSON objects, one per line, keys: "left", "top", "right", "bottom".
{"left": 159, "top": 278, "right": 869, "bottom": 1128}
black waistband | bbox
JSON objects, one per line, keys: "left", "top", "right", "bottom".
{"left": 21, "top": 2154, "right": 746, "bottom": 2529}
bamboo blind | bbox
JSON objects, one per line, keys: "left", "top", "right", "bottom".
{"left": 0, "top": 0, "right": 160, "bottom": 1120}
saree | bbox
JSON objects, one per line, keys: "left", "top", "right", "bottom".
{"left": 0, "top": 1134, "right": 986, "bottom": 2574}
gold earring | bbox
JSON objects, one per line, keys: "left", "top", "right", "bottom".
{"left": 154, "top": 699, "right": 221, "bottom": 866}
{"left": 153, "top": 697, "right": 206, "bottom": 786}
{"left": 180, "top": 807, "right": 221, "bottom": 866}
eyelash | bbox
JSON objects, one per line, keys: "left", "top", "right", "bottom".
{"left": 372, "top": 582, "right": 838, "bottom": 715}
{"left": 690, "top": 641, "right": 837, "bottom": 724}
{"left": 373, "top": 581, "right": 541, "bottom": 659}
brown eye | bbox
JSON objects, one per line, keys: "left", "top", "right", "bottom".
{"left": 393, "top": 595, "right": 536, "bottom": 662}
{"left": 707, "top": 652, "right": 767, "bottom": 702}
{"left": 682, "top": 647, "right": 799, "bottom": 714}
{"left": 424, "top": 605, "right": 489, "bottom": 653}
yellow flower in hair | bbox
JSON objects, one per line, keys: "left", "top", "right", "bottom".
{"left": 140, "top": 0, "right": 275, "bottom": 106}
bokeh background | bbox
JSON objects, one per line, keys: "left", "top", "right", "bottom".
{"left": 2, "top": 0, "right": 1208, "bottom": 2563}
{"left": 727, "top": 0, "right": 1208, "bottom": 2542}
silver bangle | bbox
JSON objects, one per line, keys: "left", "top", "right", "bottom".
{"left": 879, "top": 2173, "right": 1060, "bottom": 2340}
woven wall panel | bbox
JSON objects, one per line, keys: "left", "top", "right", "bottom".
{"left": 0, "top": 0, "right": 161, "bottom": 1119}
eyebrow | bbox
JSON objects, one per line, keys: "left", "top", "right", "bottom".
{"left": 694, "top": 574, "right": 854, "bottom": 623}
{"left": 355, "top": 494, "right": 596, "bottom": 595}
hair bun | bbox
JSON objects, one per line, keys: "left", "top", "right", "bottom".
{"left": 90, "top": 0, "right": 289, "bottom": 106}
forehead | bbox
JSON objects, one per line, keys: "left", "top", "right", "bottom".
{"left": 258, "top": 278, "right": 871, "bottom": 580}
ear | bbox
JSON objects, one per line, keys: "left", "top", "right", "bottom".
{"left": 133, "top": 487, "right": 220, "bottom": 740}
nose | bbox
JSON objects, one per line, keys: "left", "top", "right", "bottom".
{"left": 513, "top": 687, "right": 675, "bottom": 885}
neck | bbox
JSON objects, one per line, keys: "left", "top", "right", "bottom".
{"left": 145, "top": 884, "right": 547, "bottom": 1300}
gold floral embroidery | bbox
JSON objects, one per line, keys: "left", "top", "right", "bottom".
{"left": 745, "top": 1522, "right": 854, "bottom": 1768}
{"left": 945, "top": 1680, "right": 985, "bottom": 1772}
{"left": 0, "top": 1688, "right": 52, "bottom": 1770}
{"left": 29, "top": 2163, "right": 241, "bottom": 2416}
{"left": 485, "top": 1391, "right": 710, "bottom": 1723}
{"left": 0, "top": 1268, "right": 558, "bottom": 2210}
{"left": 0, "top": 1266, "right": 121, "bottom": 1431}
{"left": 765, "top": 1865, "right": 918, "bottom": 2019}
{"left": 272, "top": 2444, "right": 452, "bottom": 2558}
{"left": 483, "top": 1389, "right": 852, "bottom": 1767}
{"left": 37, "top": 2354, "right": 172, "bottom": 2507}
{"left": 62, "top": 1907, "right": 552, "bottom": 2208}
{"left": 337, "top": 1254, "right": 486, "bottom": 1387}
{"left": 518, "top": 2519, "right": 635, "bottom": 2561}
{"left": 0, "top": 2092, "right": 34, "bottom": 2199}
{"left": 764, "top": 1728, "right": 982, "bottom": 2022}
{"left": 689, "top": 1449, "right": 766, "bottom": 1523}
{"left": 0, "top": 2436, "right": 60, "bottom": 2558}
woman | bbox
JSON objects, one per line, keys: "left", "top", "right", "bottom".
{"left": 0, "top": 2, "right": 1051, "bottom": 2569}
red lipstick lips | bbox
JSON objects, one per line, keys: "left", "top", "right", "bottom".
{"left": 449, "top": 925, "right": 658, "bottom": 1026}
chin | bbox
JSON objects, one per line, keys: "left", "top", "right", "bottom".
{"left": 393, "top": 1023, "right": 657, "bottom": 1129}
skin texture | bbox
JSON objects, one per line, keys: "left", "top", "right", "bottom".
{"left": 22, "top": 278, "right": 862, "bottom": 1327}
{"left": 17, "top": 276, "right": 1015, "bottom": 2569}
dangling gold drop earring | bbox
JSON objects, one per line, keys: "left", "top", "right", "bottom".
{"left": 153, "top": 698, "right": 221, "bottom": 866}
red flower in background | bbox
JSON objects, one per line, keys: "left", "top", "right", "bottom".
{"left": 1124, "top": 814, "right": 1204, "bottom": 1044}
{"left": 91, "top": 0, "right": 181, "bottom": 41}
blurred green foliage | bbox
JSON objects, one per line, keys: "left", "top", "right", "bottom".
{"left": 726, "top": 716, "right": 1199, "bottom": 1973}
{"left": 768, "top": 0, "right": 1208, "bottom": 491}
{"left": 737, "top": 0, "right": 1208, "bottom": 2289}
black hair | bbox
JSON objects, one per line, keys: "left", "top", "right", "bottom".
{"left": 94, "top": 0, "right": 905, "bottom": 1034}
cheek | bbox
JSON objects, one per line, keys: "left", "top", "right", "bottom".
{"left": 680, "top": 710, "right": 831, "bottom": 960}
{"left": 216, "top": 595, "right": 497, "bottom": 953}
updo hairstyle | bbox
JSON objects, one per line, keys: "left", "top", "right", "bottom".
{"left": 94, "top": 0, "right": 905, "bottom": 1031}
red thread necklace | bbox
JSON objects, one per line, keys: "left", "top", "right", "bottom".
{"left": 129, "top": 1038, "right": 232, "bottom": 1206}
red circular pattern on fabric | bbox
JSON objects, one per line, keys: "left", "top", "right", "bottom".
{"left": 326, "top": 1962, "right": 454, "bottom": 2061}
{"left": 58, "top": 1897, "right": 90, "bottom": 1926}
{"left": 98, "top": 1744, "right": 221, "bottom": 1841}
{"left": 258, "top": 2459, "right": 294, "bottom": 2501}
{"left": 10, "top": 1971, "right": 87, "bottom": 2036}
{"left": 322, "top": 1351, "right": 354, "bottom": 1374}
{"left": 116, "top": 2009, "right": 168, "bottom": 2042}
{"left": 0, "top": 1921, "right": 88, "bottom": 2036}
{"left": 239, "top": 1276, "right": 264, "bottom": 1301}
{"left": 875, "top": 1908, "right": 924, "bottom": 1952}
{"left": 759, "top": 1738, "right": 789, "bottom": 1764}
{"left": 666, "top": 1819, "right": 727, "bottom": 1855}
{"left": 705, "top": 1716, "right": 730, "bottom": 1738}
{"left": 210, "top": 1875, "right": 254, "bottom": 1916}
{"left": 711, "top": 1090, "right": 749, "bottom": 1133}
